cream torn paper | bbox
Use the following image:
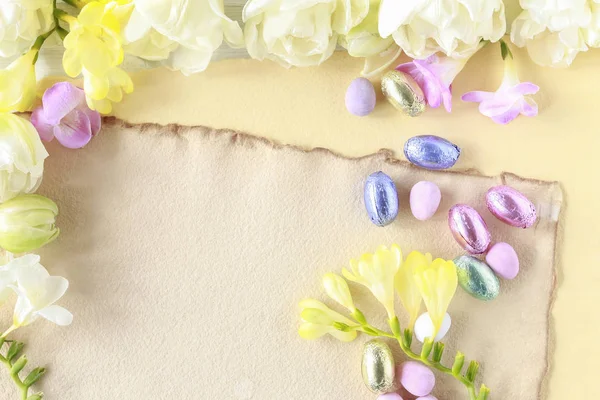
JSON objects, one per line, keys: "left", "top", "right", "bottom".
{"left": 0, "top": 119, "right": 561, "bottom": 400}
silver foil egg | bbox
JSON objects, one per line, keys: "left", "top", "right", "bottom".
{"left": 361, "top": 340, "right": 396, "bottom": 394}
{"left": 404, "top": 135, "right": 461, "bottom": 170}
{"left": 364, "top": 171, "right": 399, "bottom": 227}
{"left": 381, "top": 70, "right": 425, "bottom": 117}
{"left": 453, "top": 255, "right": 500, "bottom": 301}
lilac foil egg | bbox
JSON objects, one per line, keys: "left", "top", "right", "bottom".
{"left": 448, "top": 204, "right": 491, "bottom": 254}
{"left": 404, "top": 135, "right": 461, "bottom": 170}
{"left": 364, "top": 171, "right": 399, "bottom": 227}
{"left": 486, "top": 185, "right": 537, "bottom": 228}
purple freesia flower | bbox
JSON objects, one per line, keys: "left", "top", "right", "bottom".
{"left": 396, "top": 54, "right": 468, "bottom": 112}
{"left": 461, "top": 57, "right": 539, "bottom": 124}
{"left": 31, "top": 82, "right": 101, "bottom": 149}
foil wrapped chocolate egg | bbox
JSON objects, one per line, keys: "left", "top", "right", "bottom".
{"left": 364, "top": 171, "right": 399, "bottom": 227}
{"left": 453, "top": 255, "right": 500, "bottom": 301}
{"left": 486, "top": 185, "right": 537, "bottom": 228}
{"left": 381, "top": 70, "right": 425, "bottom": 117}
{"left": 448, "top": 204, "right": 491, "bottom": 254}
{"left": 404, "top": 135, "right": 461, "bottom": 170}
{"left": 362, "top": 339, "right": 396, "bottom": 394}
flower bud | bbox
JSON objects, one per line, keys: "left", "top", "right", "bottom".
{"left": 0, "top": 194, "right": 59, "bottom": 253}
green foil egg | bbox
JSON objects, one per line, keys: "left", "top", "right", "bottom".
{"left": 453, "top": 255, "right": 500, "bottom": 301}
{"left": 381, "top": 70, "right": 426, "bottom": 117}
{"left": 361, "top": 339, "right": 396, "bottom": 394}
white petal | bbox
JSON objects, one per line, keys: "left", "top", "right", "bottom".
{"left": 38, "top": 305, "right": 73, "bottom": 326}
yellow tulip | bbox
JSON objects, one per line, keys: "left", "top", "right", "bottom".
{"left": 61, "top": 2, "right": 133, "bottom": 114}
{"left": 322, "top": 273, "right": 355, "bottom": 312}
{"left": 298, "top": 299, "right": 357, "bottom": 342}
{"left": 0, "top": 50, "right": 37, "bottom": 112}
{"left": 413, "top": 257, "right": 458, "bottom": 338}
{"left": 395, "top": 251, "right": 428, "bottom": 330}
{"left": 342, "top": 244, "right": 402, "bottom": 319}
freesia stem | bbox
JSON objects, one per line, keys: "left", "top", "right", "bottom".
{"left": 62, "top": 0, "right": 89, "bottom": 8}
{"left": 0, "top": 350, "right": 28, "bottom": 400}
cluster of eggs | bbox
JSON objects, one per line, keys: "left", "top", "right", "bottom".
{"left": 362, "top": 340, "right": 438, "bottom": 399}
{"left": 363, "top": 135, "right": 537, "bottom": 301}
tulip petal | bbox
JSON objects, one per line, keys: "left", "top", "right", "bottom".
{"left": 30, "top": 107, "right": 55, "bottom": 142}
{"left": 38, "top": 305, "right": 73, "bottom": 326}
{"left": 41, "top": 82, "right": 85, "bottom": 125}
{"left": 54, "top": 109, "right": 93, "bottom": 149}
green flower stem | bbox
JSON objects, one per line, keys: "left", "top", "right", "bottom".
{"left": 0, "top": 338, "right": 46, "bottom": 400}
{"left": 61, "top": 0, "right": 89, "bottom": 9}
{"left": 54, "top": 9, "right": 78, "bottom": 26}
{"left": 348, "top": 312, "right": 488, "bottom": 400}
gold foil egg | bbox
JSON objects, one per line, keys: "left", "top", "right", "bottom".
{"left": 361, "top": 339, "right": 396, "bottom": 394}
{"left": 381, "top": 70, "right": 426, "bottom": 117}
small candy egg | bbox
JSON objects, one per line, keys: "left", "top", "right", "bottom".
{"left": 486, "top": 242, "right": 519, "bottom": 280}
{"left": 381, "top": 70, "right": 426, "bottom": 117}
{"left": 364, "top": 171, "right": 399, "bottom": 227}
{"left": 410, "top": 181, "right": 441, "bottom": 220}
{"left": 414, "top": 312, "right": 451, "bottom": 343}
{"left": 398, "top": 361, "right": 435, "bottom": 397}
{"left": 448, "top": 205, "right": 491, "bottom": 254}
{"left": 362, "top": 340, "right": 396, "bottom": 394}
{"left": 346, "top": 77, "right": 377, "bottom": 116}
{"left": 404, "top": 135, "right": 461, "bottom": 170}
{"left": 378, "top": 394, "right": 404, "bottom": 400}
{"left": 453, "top": 255, "right": 500, "bottom": 301}
{"left": 417, "top": 396, "right": 438, "bottom": 400}
{"left": 486, "top": 185, "right": 537, "bottom": 228}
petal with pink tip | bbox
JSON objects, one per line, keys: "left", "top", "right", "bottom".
{"left": 478, "top": 94, "right": 519, "bottom": 117}
{"left": 41, "top": 82, "right": 85, "bottom": 125}
{"left": 30, "top": 107, "right": 55, "bottom": 142}
{"left": 54, "top": 109, "right": 93, "bottom": 149}
{"left": 78, "top": 105, "right": 101, "bottom": 136}
{"left": 491, "top": 103, "right": 521, "bottom": 124}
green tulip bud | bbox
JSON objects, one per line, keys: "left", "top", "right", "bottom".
{"left": 0, "top": 194, "right": 59, "bottom": 253}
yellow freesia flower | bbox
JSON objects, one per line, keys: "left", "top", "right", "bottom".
{"left": 395, "top": 251, "right": 427, "bottom": 330}
{"left": 413, "top": 256, "right": 458, "bottom": 338}
{"left": 298, "top": 299, "right": 358, "bottom": 342}
{"left": 61, "top": 1, "right": 133, "bottom": 114}
{"left": 0, "top": 49, "right": 36, "bottom": 112}
{"left": 323, "top": 273, "right": 355, "bottom": 312}
{"left": 342, "top": 244, "right": 402, "bottom": 319}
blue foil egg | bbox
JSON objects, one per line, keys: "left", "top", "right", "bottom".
{"left": 404, "top": 135, "right": 461, "bottom": 170}
{"left": 364, "top": 171, "right": 399, "bottom": 227}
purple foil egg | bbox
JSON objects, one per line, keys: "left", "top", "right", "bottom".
{"left": 448, "top": 204, "right": 491, "bottom": 254}
{"left": 364, "top": 171, "right": 399, "bottom": 227}
{"left": 486, "top": 185, "right": 537, "bottom": 228}
{"left": 404, "top": 135, "right": 461, "bottom": 170}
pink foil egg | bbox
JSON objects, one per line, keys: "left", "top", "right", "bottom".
{"left": 448, "top": 204, "right": 491, "bottom": 254}
{"left": 486, "top": 185, "right": 537, "bottom": 228}
{"left": 398, "top": 361, "right": 435, "bottom": 397}
{"left": 486, "top": 242, "right": 520, "bottom": 279}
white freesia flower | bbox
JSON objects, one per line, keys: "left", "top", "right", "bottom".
{"left": 2, "top": 254, "right": 72, "bottom": 337}
{"left": 379, "top": 0, "right": 506, "bottom": 59}
{"left": 0, "top": 253, "right": 19, "bottom": 304}
{"left": 243, "top": 0, "right": 369, "bottom": 67}
{"left": 0, "top": 0, "right": 54, "bottom": 60}
{"left": 0, "top": 113, "right": 48, "bottom": 203}
{"left": 131, "top": 0, "right": 243, "bottom": 75}
{"left": 510, "top": 0, "right": 593, "bottom": 67}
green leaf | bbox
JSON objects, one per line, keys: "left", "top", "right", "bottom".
{"left": 451, "top": 352, "right": 465, "bottom": 375}
{"left": 500, "top": 40, "right": 513, "bottom": 60}
{"left": 465, "top": 360, "right": 479, "bottom": 383}
{"left": 420, "top": 338, "right": 433, "bottom": 359}
{"left": 7, "top": 342, "right": 24, "bottom": 362}
{"left": 432, "top": 342, "right": 445, "bottom": 363}
{"left": 10, "top": 355, "right": 27, "bottom": 375}
{"left": 23, "top": 367, "right": 46, "bottom": 387}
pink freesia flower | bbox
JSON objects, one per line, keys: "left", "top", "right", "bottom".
{"left": 461, "top": 57, "right": 539, "bottom": 124}
{"left": 396, "top": 54, "right": 469, "bottom": 112}
{"left": 31, "top": 82, "right": 101, "bottom": 149}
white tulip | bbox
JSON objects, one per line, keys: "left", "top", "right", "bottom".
{"left": 379, "top": 0, "right": 506, "bottom": 59}
{"left": 243, "top": 0, "right": 369, "bottom": 68}
{"left": 510, "top": 0, "right": 594, "bottom": 67}
{"left": 132, "top": 0, "right": 243, "bottom": 75}
{"left": 2, "top": 254, "right": 72, "bottom": 337}
{"left": 0, "top": 0, "right": 54, "bottom": 60}
{"left": 0, "top": 113, "right": 48, "bottom": 203}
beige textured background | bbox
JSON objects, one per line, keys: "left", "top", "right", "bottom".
{"left": 106, "top": 45, "right": 600, "bottom": 399}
